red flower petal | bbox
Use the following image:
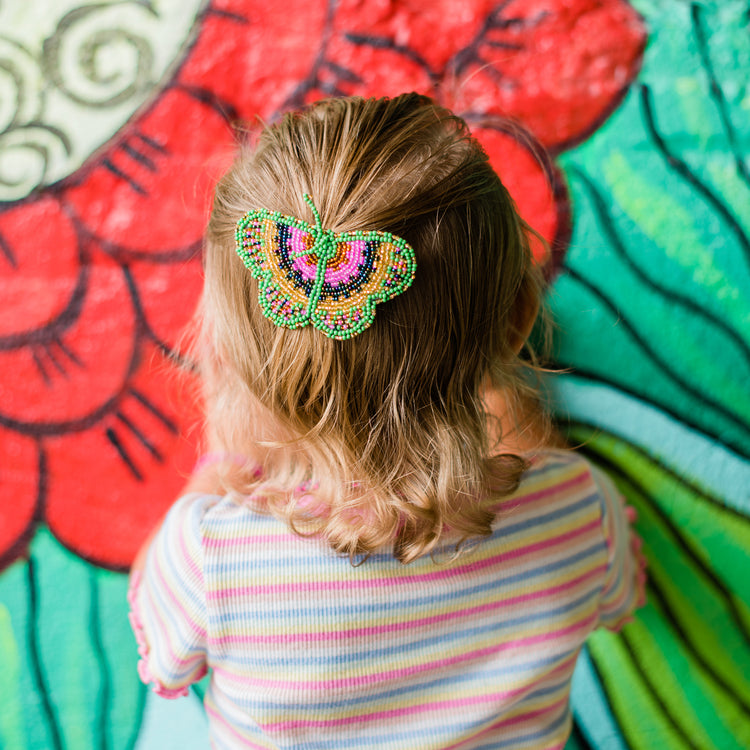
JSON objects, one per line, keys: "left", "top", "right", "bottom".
{"left": 0, "top": 197, "right": 79, "bottom": 338}
{"left": 303, "top": 32, "right": 435, "bottom": 103}
{"left": 62, "top": 89, "right": 234, "bottom": 257}
{"left": 128, "top": 255, "right": 203, "bottom": 352}
{"left": 447, "top": 0, "right": 646, "bottom": 150}
{"left": 178, "top": 0, "right": 328, "bottom": 119}
{"left": 0, "top": 254, "right": 135, "bottom": 428}
{"left": 332, "top": 0, "right": 497, "bottom": 73}
{"left": 44, "top": 346, "right": 202, "bottom": 570}
{"left": 473, "top": 125, "right": 568, "bottom": 265}
{"left": 0, "top": 427, "right": 39, "bottom": 570}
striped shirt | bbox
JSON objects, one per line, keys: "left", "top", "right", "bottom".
{"left": 129, "top": 451, "right": 642, "bottom": 749}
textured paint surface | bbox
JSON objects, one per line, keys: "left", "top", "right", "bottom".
{"left": 0, "top": 0, "right": 748, "bottom": 748}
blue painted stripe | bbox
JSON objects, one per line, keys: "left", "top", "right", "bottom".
{"left": 570, "top": 645, "right": 628, "bottom": 750}
{"left": 552, "top": 375, "right": 750, "bottom": 513}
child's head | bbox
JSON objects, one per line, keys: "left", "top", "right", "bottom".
{"left": 201, "top": 93, "right": 546, "bottom": 562}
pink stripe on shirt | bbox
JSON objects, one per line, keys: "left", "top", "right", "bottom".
{"left": 207, "top": 563, "right": 606, "bottom": 646}
{"left": 207, "top": 517, "right": 602, "bottom": 600}
{"left": 261, "top": 655, "right": 577, "bottom": 732}
{"left": 213, "top": 611, "right": 598, "bottom": 693}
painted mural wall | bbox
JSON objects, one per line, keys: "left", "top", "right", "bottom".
{"left": 0, "top": 1, "right": 747, "bottom": 748}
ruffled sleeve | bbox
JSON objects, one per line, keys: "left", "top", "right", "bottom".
{"left": 128, "top": 493, "right": 215, "bottom": 698}
{"left": 592, "top": 467, "right": 648, "bottom": 631}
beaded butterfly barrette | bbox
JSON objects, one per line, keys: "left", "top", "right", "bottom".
{"left": 234, "top": 194, "right": 416, "bottom": 340}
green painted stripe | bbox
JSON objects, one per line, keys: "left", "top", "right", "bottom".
{"left": 553, "top": 378, "right": 750, "bottom": 513}
{"left": 0, "top": 602, "right": 27, "bottom": 750}
{"left": 588, "top": 628, "right": 689, "bottom": 750}
{"left": 602, "top": 150, "right": 747, "bottom": 326}
{"left": 633, "top": 598, "right": 750, "bottom": 748}
{"left": 571, "top": 647, "right": 628, "bottom": 750}
{"left": 626, "top": 611, "right": 729, "bottom": 747}
{"left": 570, "top": 431, "right": 750, "bottom": 708}
{"left": 95, "top": 563, "right": 148, "bottom": 750}
{"left": 570, "top": 426, "right": 750, "bottom": 603}
{"left": 550, "top": 275, "right": 750, "bottom": 457}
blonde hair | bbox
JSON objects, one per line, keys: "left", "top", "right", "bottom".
{"left": 200, "top": 93, "right": 548, "bottom": 563}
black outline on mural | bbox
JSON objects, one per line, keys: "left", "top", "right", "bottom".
{"left": 125, "top": 684, "right": 148, "bottom": 750}
{"left": 564, "top": 370, "right": 750, "bottom": 463}
{"left": 172, "top": 81, "right": 240, "bottom": 128}
{"left": 0, "top": 213, "right": 89, "bottom": 352}
{"left": 579, "top": 442, "right": 750, "bottom": 696}
{"left": 568, "top": 166, "right": 750, "bottom": 368}
{"left": 0, "top": 231, "right": 138, "bottom": 437}
{"left": 17, "top": 547, "right": 149, "bottom": 750}
{"left": 584, "top": 649, "right": 636, "bottom": 750}
{"left": 618, "top": 628, "right": 701, "bottom": 750}
{"left": 0, "top": 443, "right": 44, "bottom": 574}
{"left": 691, "top": 3, "right": 750, "bottom": 189}
{"left": 448, "top": 0, "right": 533, "bottom": 80}
{"left": 344, "top": 32, "right": 439, "bottom": 86}
{"left": 572, "top": 417, "right": 750, "bottom": 526}
{"left": 568, "top": 717, "right": 595, "bottom": 750}
{"left": 88, "top": 568, "right": 112, "bottom": 750}
{"left": 26, "top": 555, "right": 65, "bottom": 750}
{"left": 578, "top": 447, "right": 750, "bottom": 747}
{"left": 0, "top": 230, "right": 18, "bottom": 267}
{"left": 559, "top": 265, "right": 750, "bottom": 445}
{"left": 282, "top": 0, "right": 342, "bottom": 111}
{"left": 645, "top": 580, "right": 750, "bottom": 716}
{"left": 640, "top": 84, "right": 750, "bottom": 267}
{"left": 115, "top": 410, "right": 165, "bottom": 463}
{"left": 575, "top": 429, "right": 750, "bottom": 640}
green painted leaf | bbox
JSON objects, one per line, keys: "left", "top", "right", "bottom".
{"left": 0, "top": 597, "right": 27, "bottom": 750}
{"left": 568, "top": 426, "right": 750, "bottom": 748}
{"left": 0, "top": 528, "right": 146, "bottom": 750}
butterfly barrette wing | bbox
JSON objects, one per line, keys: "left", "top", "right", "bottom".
{"left": 309, "top": 230, "right": 417, "bottom": 339}
{"left": 235, "top": 212, "right": 319, "bottom": 329}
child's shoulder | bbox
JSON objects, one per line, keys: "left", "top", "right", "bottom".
{"left": 506, "top": 448, "right": 607, "bottom": 509}
{"left": 525, "top": 447, "right": 596, "bottom": 478}
{"left": 515, "top": 449, "right": 624, "bottom": 527}
{"left": 528, "top": 449, "right": 620, "bottom": 498}
{"left": 163, "top": 490, "right": 281, "bottom": 541}
{"left": 159, "top": 491, "right": 244, "bottom": 540}
{"left": 167, "top": 490, "right": 256, "bottom": 520}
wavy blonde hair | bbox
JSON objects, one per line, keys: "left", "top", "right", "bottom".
{"left": 199, "top": 93, "right": 548, "bottom": 563}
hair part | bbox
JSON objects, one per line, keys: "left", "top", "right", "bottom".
{"left": 199, "top": 93, "right": 549, "bottom": 563}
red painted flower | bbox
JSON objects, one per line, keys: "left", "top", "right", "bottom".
{"left": 0, "top": 0, "right": 645, "bottom": 571}
{"left": 292, "top": 0, "right": 645, "bottom": 262}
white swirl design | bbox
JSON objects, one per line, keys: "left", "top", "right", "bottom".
{"left": 0, "top": 37, "right": 44, "bottom": 133}
{"left": 41, "top": 2, "right": 158, "bottom": 108}
{"left": 0, "top": 0, "right": 206, "bottom": 202}
{"left": 0, "top": 125, "right": 70, "bottom": 201}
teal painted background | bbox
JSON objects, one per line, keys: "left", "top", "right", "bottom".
{"left": 557, "top": 2, "right": 750, "bottom": 747}
{"left": 0, "top": 1, "right": 748, "bottom": 748}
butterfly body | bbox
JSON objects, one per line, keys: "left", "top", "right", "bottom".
{"left": 235, "top": 196, "right": 416, "bottom": 340}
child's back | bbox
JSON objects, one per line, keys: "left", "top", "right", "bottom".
{"left": 129, "top": 93, "right": 644, "bottom": 749}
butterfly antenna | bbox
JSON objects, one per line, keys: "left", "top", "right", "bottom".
{"left": 303, "top": 194, "right": 323, "bottom": 235}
